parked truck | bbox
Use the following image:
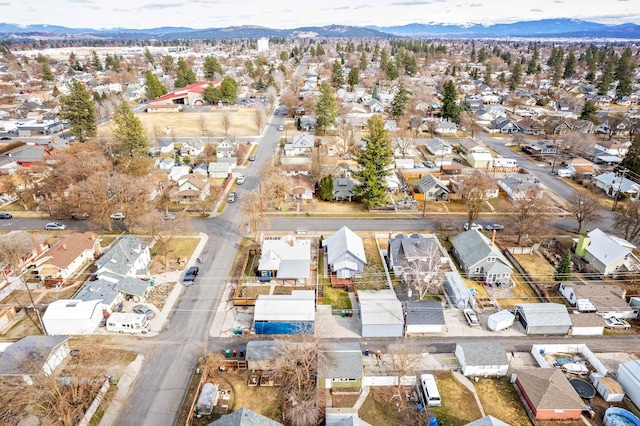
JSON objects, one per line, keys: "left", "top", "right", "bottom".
{"left": 106, "top": 313, "right": 150, "bottom": 334}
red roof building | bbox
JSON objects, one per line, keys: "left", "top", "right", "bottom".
{"left": 148, "top": 81, "right": 220, "bottom": 107}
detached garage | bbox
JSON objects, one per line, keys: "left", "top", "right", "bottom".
{"left": 512, "top": 368, "right": 585, "bottom": 419}
{"left": 455, "top": 342, "right": 510, "bottom": 377}
{"left": 358, "top": 290, "right": 404, "bottom": 338}
{"left": 42, "top": 299, "right": 104, "bottom": 335}
{"left": 253, "top": 290, "right": 315, "bottom": 334}
{"left": 514, "top": 303, "right": 571, "bottom": 335}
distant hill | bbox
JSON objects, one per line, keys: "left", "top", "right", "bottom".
{"left": 369, "top": 19, "right": 640, "bottom": 39}
{"left": 0, "top": 19, "right": 639, "bottom": 40}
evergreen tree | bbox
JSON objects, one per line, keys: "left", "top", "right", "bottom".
{"left": 354, "top": 115, "right": 393, "bottom": 208}
{"left": 483, "top": 63, "right": 493, "bottom": 86}
{"left": 162, "top": 55, "right": 175, "bottom": 73}
{"left": 391, "top": 83, "right": 409, "bottom": 118}
{"left": 441, "top": 80, "right": 459, "bottom": 123}
{"left": 616, "top": 47, "right": 635, "bottom": 97}
{"left": 245, "top": 59, "right": 255, "bottom": 78}
{"left": 359, "top": 52, "right": 368, "bottom": 71}
{"left": 316, "top": 44, "right": 325, "bottom": 56}
{"left": 319, "top": 175, "right": 334, "bottom": 201}
{"left": 563, "top": 50, "right": 577, "bottom": 78}
{"left": 175, "top": 58, "right": 196, "bottom": 88}
{"left": 347, "top": 67, "right": 359, "bottom": 90}
{"left": 509, "top": 62, "right": 522, "bottom": 91}
{"left": 219, "top": 77, "right": 237, "bottom": 103}
{"left": 52, "top": 86, "right": 60, "bottom": 97}
{"left": 203, "top": 56, "right": 223, "bottom": 80}
{"left": 144, "top": 70, "right": 167, "bottom": 100}
{"left": 112, "top": 101, "right": 149, "bottom": 156}
{"left": 331, "top": 60, "right": 344, "bottom": 88}
{"left": 554, "top": 254, "right": 573, "bottom": 282}
{"left": 203, "top": 84, "right": 221, "bottom": 104}
{"left": 380, "top": 48, "right": 388, "bottom": 70}
{"left": 621, "top": 133, "right": 640, "bottom": 176}
{"left": 315, "top": 80, "right": 338, "bottom": 134}
{"left": 91, "top": 50, "right": 103, "bottom": 71}
{"left": 41, "top": 61, "right": 54, "bottom": 81}
{"left": 60, "top": 80, "right": 96, "bottom": 142}
{"left": 385, "top": 61, "right": 398, "bottom": 80}
{"left": 144, "top": 47, "right": 155, "bottom": 67}
{"left": 598, "top": 55, "right": 617, "bottom": 95}
{"left": 580, "top": 100, "right": 598, "bottom": 123}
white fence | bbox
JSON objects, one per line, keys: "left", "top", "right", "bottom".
{"left": 363, "top": 375, "right": 417, "bottom": 387}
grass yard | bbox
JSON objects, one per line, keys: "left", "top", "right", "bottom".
{"left": 359, "top": 387, "right": 427, "bottom": 426}
{"left": 357, "top": 238, "right": 388, "bottom": 290}
{"left": 486, "top": 197, "right": 515, "bottom": 212}
{"left": 149, "top": 237, "right": 201, "bottom": 274}
{"left": 428, "top": 371, "right": 483, "bottom": 425}
{"left": 315, "top": 200, "right": 367, "bottom": 212}
{"left": 321, "top": 285, "right": 352, "bottom": 310}
{"left": 475, "top": 378, "right": 532, "bottom": 426}
{"left": 513, "top": 253, "right": 555, "bottom": 282}
{"left": 242, "top": 286, "right": 271, "bottom": 298}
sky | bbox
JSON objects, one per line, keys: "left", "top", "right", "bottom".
{"left": 2, "top": 0, "right": 640, "bottom": 29}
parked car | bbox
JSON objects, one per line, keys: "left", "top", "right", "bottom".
{"left": 182, "top": 266, "right": 200, "bottom": 286}
{"left": 132, "top": 304, "right": 156, "bottom": 319}
{"left": 464, "top": 309, "right": 480, "bottom": 327}
{"left": 227, "top": 192, "right": 237, "bottom": 203}
{"left": 425, "top": 160, "right": 436, "bottom": 168}
{"left": 278, "top": 125, "right": 284, "bottom": 131}
{"left": 236, "top": 175, "right": 246, "bottom": 185}
{"left": 0, "top": 136, "right": 11, "bottom": 140}
{"left": 463, "top": 223, "right": 483, "bottom": 231}
{"left": 604, "top": 317, "right": 631, "bottom": 329}
{"left": 0, "top": 213, "right": 12, "bottom": 219}
{"left": 110, "top": 212, "right": 126, "bottom": 220}
{"left": 249, "top": 155, "right": 256, "bottom": 161}
{"left": 45, "top": 222, "right": 66, "bottom": 231}
{"left": 453, "top": 157, "right": 462, "bottom": 163}
{"left": 70, "top": 213, "right": 89, "bottom": 220}
{"left": 485, "top": 224, "right": 504, "bottom": 231}
{"left": 162, "top": 213, "right": 176, "bottom": 220}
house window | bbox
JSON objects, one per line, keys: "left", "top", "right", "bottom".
{"left": 487, "top": 257, "right": 496, "bottom": 262}
{"left": 333, "top": 378, "right": 356, "bottom": 382}
{"left": 474, "top": 267, "right": 481, "bottom": 274}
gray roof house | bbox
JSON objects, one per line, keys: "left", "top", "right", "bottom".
{"left": 465, "top": 416, "right": 510, "bottom": 426}
{"left": 424, "top": 138, "right": 453, "bottom": 157}
{"left": 333, "top": 176, "right": 356, "bottom": 201}
{"left": 498, "top": 173, "right": 544, "bottom": 200}
{"left": 595, "top": 172, "right": 640, "bottom": 201}
{"left": 405, "top": 300, "right": 445, "bottom": 335}
{"left": 388, "top": 234, "right": 449, "bottom": 279}
{"left": 258, "top": 236, "right": 311, "bottom": 283}
{"left": 95, "top": 235, "right": 151, "bottom": 300}
{"left": 208, "top": 162, "right": 232, "bottom": 179}
{"left": 215, "top": 138, "right": 235, "bottom": 158}
{"left": 322, "top": 226, "right": 366, "bottom": 279}
{"left": 0, "top": 336, "right": 70, "bottom": 384}
{"left": 209, "top": 407, "right": 283, "bottom": 426}
{"left": 417, "top": 174, "right": 449, "bottom": 201}
{"left": 514, "top": 303, "right": 572, "bottom": 335}
{"left": 576, "top": 228, "right": 639, "bottom": 276}
{"left": 454, "top": 342, "right": 510, "bottom": 377}
{"left": 318, "top": 342, "right": 364, "bottom": 389}
{"left": 284, "top": 133, "right": 314, "bottom": 157}
{"left": 73, "top": 278, "right": 120, "bottom": 311}
{"left": 451, "top": 230, "right": 513, "bottom": 286}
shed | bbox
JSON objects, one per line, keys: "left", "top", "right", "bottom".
{"left": 590, "top": 374, "right": 625, "bottom": 402}
{"left": 570, "top": 313, "right": 605, "bottom": 336}
{"left": 245, "top": 341, "right": 280, "bottom": 371}
{"left": 405, "top": 300, "right": 445, "bottom": 335}
{"left": 42, "top": 299, "right": 104, "bottom": 335}
{"left": 512, "top": 368, "right": 585, "bottom": 419}
{"left": 318, "top": 342, "right": 364, "bottom": 389}
{"left": 444, "top": 271, "right": 470, "bottom": 309}
{"left": 616, "top": 360, "right": 640, "bottom": 409}
{"left": 455, "top": 342, "right": 509, "bottom": 377}
{"left": 0, "top": 336, "right": 70, "bottom": 384}
{"left": 253, "top": 290, "right": 315, "bottom": 334}
{"left": 358, "top": 289, "right": 404, "bottom": 338}
{"left": 487, "top": 310, "right": 515, "bottom": 331}
{"left": 514, "top": 303, "right": 571, "bottom": 335}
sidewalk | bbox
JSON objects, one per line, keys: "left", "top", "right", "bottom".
{"left": 98, "top": 354, "right": 145, "bottom": 426}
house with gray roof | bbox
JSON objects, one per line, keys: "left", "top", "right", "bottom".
{"left": 417, "top": 174, "right": 449, "bottom": 201}
{"left": 388, "top": 234, "right": 449, "bottom": 281}
{"left": 487, "top": 117, "right": 519, "bottom": 134}
{"left": 514, "top": 303, "right": 571, "bottom": 335}
{"left": 595, "top": 172, "right": 640, "bottom": 201}
{"left": 424, "top": 138, "right": 453, "bottom": 157}
{"left": 358, "top": 289, "right": 404, "bottom": 337}
{"left": 318, "top": 342, "right": 364, "bottom": 389}
{"left": 451, "top": 230, "right": 512, "bottom": 286}
{"left": 575, "top": 228, "right": 639, "bottom": 276}
{"left": 179, "top": 138, "right": 205, "bottom": 157}
{"left": 498, "top": 173, "right": 544, "bottom": 200}
{"left": 465, "top": 416, "right": 510, "bottom": 426}
{"left": 95, "top": 235, "right": 151, "bottom": 301}
{"left": 405, "top": 300, "right": 445, "bottom": 335}
{"left": 208, "top": 162, "right": 232, "bottom": 179}
{"left": 455, "top": 342, "right": 509, "bottom": 377}
{"left": 284, "top": 133, "right": 314, "bottom": 157}
{"left": 73, "top": 278, "right": 121, "bottom": 311}
{"left": 322, "top": 226, "right": 366, "bottom": 279}
{"left": 215, "top": 138, "right": 235, "bottom": 158}
{"left": 257, "top": 236, "right": 311, "bottom": 284}
{"left": 0, "top": 336, "right": 70, "bottom": 384}
{"left": 209, "top": 407, "right": 283, "bottom": 426}
{"left": 333, "top": 176, "right": 356, "bottom": 201}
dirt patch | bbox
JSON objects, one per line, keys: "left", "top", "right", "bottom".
{"left": 331, "top": 393, "right": 360, "bottom": 408}
{"left": 149, "top": 237, "right": 201, "bottom": 275}
{"left": 475, "top": 378, "right": 531, "bottom": 426}
{"left": 513, "top": 253, "right": 556, "bottom": 282}
{"left": 315, "top": 200, "right": 367, "bottom": 212}
{"left": 428, "top": 371, "right": 483, "bottom": 425}
{"left": 359, "top": 387, "right": 427, "bottom": 426}
{"left": 146, "top": 281, "right": 175, "bottom": 311}
{"left": 0, "top": 311, "right": 44, "bottom": 338}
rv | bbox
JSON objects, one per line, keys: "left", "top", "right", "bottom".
{"left": 417, "top": 373, "right": 441, "bottom": 407}
{"left": 555, "top": 169, "right": 573, "bottom": 177}
{"left": 493, "top": 157, "right": 518, "bottom": 168}
{"left": 106, "top": 313, "right": 150, "bottom": 334}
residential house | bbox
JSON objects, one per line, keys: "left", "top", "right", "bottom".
{"left": 512, "top": 369, "right": 585, "bottom": 419}
{"left": 594, "top": 172, "right": 640, "bottom": 201}
{"left": 0, "top": 336, "right": 70, "bottom": 384}
{"left": 498, "top": 174, "right": 543, "bottom": 200}
{"left": 368, "top": 99, "right": 384, "bottom": 113}
{"left": 253, "top": 290, "right": 315, "bottom": 334}
{"left": 451, "top": 176, "right": 499, "bottom": 199}
{"left": 179, "top": 138, "right": 205, "bottom": 157}
{"left": 559, "top": 281, "right": 634, "bottom": 319}
{"left": 322, "top": 226, "right": 366, "bottom": 279}
{"left": 417, "top": 174, "right": 450, "bottom": 201}
{"left": 156, "top": 139, "right": 174, "bottom": 155}
{"left": 192, "top": 163, "right": 209, "bottom": 177}
{"left": 595, "top": 139, "right": 629, "bottom": 157}
{"left": 167, "top": 165, "right": 191, "bottom": 181}
{"left": 174, "top": 174, "right": 210, "bottom": 202}
{"left": 387, "top": 234, "right": 449, "bottom": 280}
{"left": 457, "top": 138, "right": 493, "bottom": 169}
{"left": 405, "top": 300, "right": 446, "bottom": 335}
{"left": 451, "top": 230, "right": 512, "bottom": 286}
{"left": 455, "top": 342, "right": 510, "bottom": 377}
{"left": 570, "top": 313, "right": 606, "bottom": 336}
{"left": 392, "top": 137, "right": 419, "bottom": 158}
{"left": 318, "top": 342, "right": 364, "bottom": 390}
{"left": 516, "top": 118, "right": 545, "bottom": 135}
{"left": 95, "top": 235, "right": 151, "bottom": 301}
{"left": 575, "top": 228, "right": 640, "bottom": 276}
{"left": 300, "top": 116, "right": 317, "bottom": 132}
{"left": 566, "top": 157, "right": 596, "bottom": 178}
{"left": 288, "top": 174, "right": 315, "bottom": 201}
{"left": 486, "top": 117, "right": 519, "bottom": 134}
{"left": 435, "top": 120, "right": 457, "bottom": 135}
{"left": 384, "top": 120, "right": 398, "bottom": 132}
{"left": 424, "top": 138, "right": 453, "bottom": 157}
{"left": 208, "top": 162, "right": 232, "bottom": 179}
{"left": 215, "top": 138, "right": 235, "bottom": 158}
{"left": 73, "top": 279, "right": 121, "bottom": 312}
{"left": 284, "top": 133, "right": 314, "bottom": 157}
{"left": 522, "top": 141, "right": 557, "bottom": 156}
{"left": 514, "top": 303, "right": 572, "bottom": 335}
{"left": 34, "top": 232, "right": 101, "bottom": 288}
{"left": 257, "top": 236, "right": 311, "bottom": 284}
{"left": 42, "top": 299, "right": 105, "bottom": 335}
{"left": 358, "top": 289, "right": 404, "bottom": 337}
{"left": 333, "top": 176, "right": 356, "bottom": 201}
{"left": 158, "top": 157, "right": 175, "bottom": 171}
{"left": 210, "top": 408, "right": 283, "bottom": 426}
{"left": 0, "top": 231, "right": 48, "bottom": 279}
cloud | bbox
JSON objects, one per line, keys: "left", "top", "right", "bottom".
{"left": 66, "top": 0, "right": 94, "bottom": 3}
{"left": 470, "top": 3, "right": 482, "bottom": 6}
{"left": 353, "top": 4, "right": 371, "bottom": 9}
{"left": 530, "top": 8, "right": 543, "bottom": 12}
{"left": 391, "top": 0, "right": 431, "bottom": 5}
{"left": 0, "top": 2, "right": 10, "bottom": 5}
{"left": 140, "top": 2, "right": 184, "bottom": 10}
{"left": 322, "top": 6, "right": 350, "bottom": 10}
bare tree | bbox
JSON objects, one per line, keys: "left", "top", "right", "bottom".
{"left": 567, "top": 190, "right": 602, "bottom": 233}
{"left": 403, "top": 247, "right": 444, "bottom": 300}
{"left": 280, "top": 89, "right": 299, "bottom": 117}
{"left": 239, "top": 192, "right": 269, "bottom": 240}
{"left": 221, "top": 112, "right": 232, "bottom": 137}
{"left": 266, "top": 86, "right": 278, "bottom": 109}
{"left": 614, "top": 202, "right": 640, "bottom": 243}
{"left": 393, "top": 135, "right": 415, "bottom": 159}
{"left": 562, "top": 130, "right": 595, "bottom": 158}
{"left": 459, "top": 172, "right": 489, "bottom": 230}
{"left": 132, "top": 212, "right": 189, "bottom": 268}
{"left": 506, "top": 188, "right": 551, "bottom": 245}
{"left": 425, "top": 119, "right": 438, "bottom": 137}
{"left": 459, "top": 110, "right": 480, "bottom": 138}
{"left": 387, "top": 345, "right": 420, "bottom": 410}
{"left": 261, "top": 164, "right": 293, "bottom": 210}
{"left": 254, "top": 105, "right": 267, "bottom": 133}
{"left": 512, "top": 132, "right": 527, "bottom": 148}
{"left": 197, "top": 114, "right": 208, "bottom": 137}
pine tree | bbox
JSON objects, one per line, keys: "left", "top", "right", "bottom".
{"left": 347, "top": 67, "right": 359, "bottom": 90}
{"left": 441, "top": 80, "right": 459, "bottom": 123}
{"left": 60, "top": 80, "right": 96, "bottom": 142}
{"left": 144, "top": 70, "right": 167, "bottom": 100}
{"left": 554, "top": 254, "right": 572, "bottom": 282}
{"left": 203, "top": 56, "right": 223, "bottom": 80}
{"left": 385, "top": 61, "right": 398, "bottom": 80}
{"left": 359, "top": 52, "right": 368, "bottom": 71}
{"left": 112, "top": 101, "right": 149, "bottom": 157}
{"left": 509, "top": 62, "right": 522, "bottom": 90}
{"left": 91, "top": 51, "right": 103, "bottom": 71}
{"left": 219, "top": 77, "right": 237, "bottom": 103}
{"left": 391, "top": 83, "right": 409, "bottom": 118}
{"left": 319, "top": 175, "right": 334, "bottom": 201}
{"left": 144, "top": 47, "right": 155, "bottom": 67}
{"left": 580, "top": 101, "right": 598, "bottom": 123}
{"left": 621, "top": 133, "right": 640, "bottom": 176}
{"left": 354, "top": 115, "right": 393, "bottom": 208}
{"left": 483, "top": 63, "right": 493, "bottom": 86}
{"left": 616, "top": 47, "right": 634, "bottom": 97}
{"left": 41, "top": 62, "right": 54, "bottom": 81}
{"left": 315, "top": 81, "right": 338, "bottom": 134}
{"left": 331, "top": 60, "right": 344, "bottom": 88}
{"left": 563, "top": 50, "right": 577, "bottom": 79}
{"left": 175, "top": 58, "right": 196, "bottom": 88}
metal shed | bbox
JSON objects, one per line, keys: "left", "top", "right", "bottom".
{"left": 444, "top": 271, "right": 470, "bottom": 309}
{"left": 514, "top": 303, "right": 571, "bottom": 335}
{"left": 358, "top": 290, "right": 404, "bottom": 338}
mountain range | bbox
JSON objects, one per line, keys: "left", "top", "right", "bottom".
{"left": 0, "top": 19, "right": 639, "bottom": 40}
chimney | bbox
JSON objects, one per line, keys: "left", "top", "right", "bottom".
{"left": 289, "top": 238, "right": 294, "bottom": 247}
{"left": 416, "top": 240, "right": 420, "bottom": 247}
{"left": 491, "top": 230, "right": 496, "bottom": 246}
{"left": 62, "top": 244, "right": 68, "bottom": 250}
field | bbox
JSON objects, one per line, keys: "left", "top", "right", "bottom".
{"left": 475, "top": 378, "right": 532, "bottom": 426}
{"left": 427, "top": 371, "right": 483, "bottom": 425}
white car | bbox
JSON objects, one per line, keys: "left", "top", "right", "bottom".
{"left": 44, "top": 222, "right": 66, "bottom": 231}
{"left": 464, "top": 309, "right": 480, "bottom": 327}
{"left": 110, "top": 212, "right": 126, "bottom": 220}
{"left": 278, "top": 125, "right": 284, "bottom": 131}
{"left": 605, "top": 317, "right": 631, "bottom": 329}
{"left": 463, "top": 223, "right": 483, "bottom": 231}
{"left": 236, "top": 175, "right": 246, "bottom": 185}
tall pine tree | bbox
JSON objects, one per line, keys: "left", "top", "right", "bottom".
{"left": 144, "top": 70, "right": 167, "bottom": 100}
{"left": 391, "top": 83, "right": 409, "bottom": 118}
{"left": 112, "top": 101, "right": 149, "bottom": 157}
{"left": 60, "top": 80, "right": 96, "bottom": 142}
{"left": 354, "top": 115, "right": 393, "bottom": 208}
{"left": 441, "top": 80, "right": 459, "bottom": 123}
{"left": 315, "top": 81, "right": 338, "bottom": 134}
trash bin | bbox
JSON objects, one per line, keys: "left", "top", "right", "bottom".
{"left": 341, "top": 310, "right": 346, "bottom": 317}
{"left": 232, "top": 349, "right": 237, "bottom": 357}
{"left": 239, "top": 348, "right": 245, "bottom": 358}
{"left": 348, "top": 310, "right": 353, "bottom": 317}
{"left": 149, "top": 279, "right": 155, "bottom": 286}
{"left": 225, "top": 349, "right": 231, "bottom": 358}
{"left": 364, "top": 348, "right": 370, "bottom": 356}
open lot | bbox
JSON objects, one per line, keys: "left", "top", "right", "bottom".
{"left": 475, "top": 378, "right": 531, "bottom": 426}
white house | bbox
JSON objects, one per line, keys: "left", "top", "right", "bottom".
{"left": 95, "top": 235, "right": 151, "bottom": 282}
{"left": 322, "top": 226, "right": 366, "bottom": 279}
{"left": 257, "top": 236, "right": 311, "bottom": 284}
{"left": 208, "top": 162, "right": 232, "bottom": 179}
{"left": 575, "top": 229, "right": 640, "bottom": 276}
{"left": 455, "top": 342, "right": 510, "bottom": 377}
{"left": 42, "top": 299, "right": 104, "bottom": 335}
{"left": 158, "top": 157, "right": 175, "bottom": 171}
{"left": 216, "top": 138, "right": 235, "bottom": 158}
{"left": 498, "top": 174, "right": 544, "bottom": 200}
{"left": 0, "top": 336, "right": 71, "bottom": 384}
{"left": 284, "top": 133, "right": 314, "bottom": 157}
{"left": 179, "top": 138, "right": 205, "bottom": 157}
{"left": 594, "top": 172, "right": 640, "bottom": 201}
{"left": 168, "top": 165, "right": 191, "bottom": 181}
{"left": 405, "top": 300, "right": 445, "bottom": 335}
{"left": 559, "top": 281, "right": 634, "bottom": 319}
{"left": 424, "top": 138, "right": 453, "bottom": 157}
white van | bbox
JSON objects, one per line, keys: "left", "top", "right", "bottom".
{"left": 106, "top": 313, "right": 150, "bottom": 334}
{"left": 418, "top": 373, "right": 441, "bottom": 407}
{"left": 555, "top": 169, "right": 573, "bottom": 177}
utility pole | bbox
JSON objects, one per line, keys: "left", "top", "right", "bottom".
{"left": 612, "top": 168, "right": 628, "bottom": 212}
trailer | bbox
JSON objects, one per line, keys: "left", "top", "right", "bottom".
{"left": 106, "top": 313, "right": 150, "bottom": 334}
{"left": 487, "top": 310, "right": 515, "bottom": 331}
